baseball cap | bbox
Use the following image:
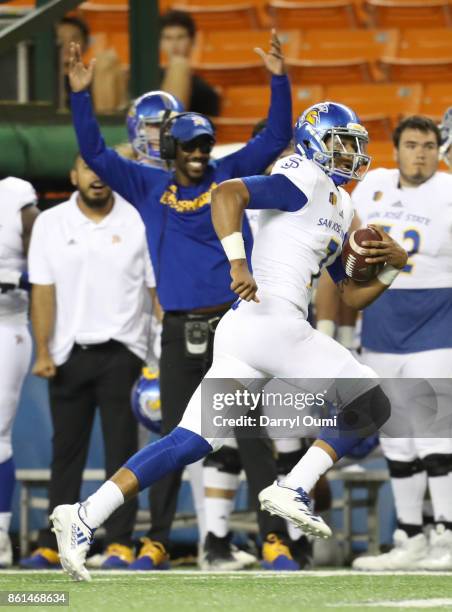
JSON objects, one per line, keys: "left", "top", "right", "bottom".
{"left": 170, "top": 113, "right": 215, "bottom": 143}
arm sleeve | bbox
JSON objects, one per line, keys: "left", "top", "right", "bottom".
{"left": 28, "top": 216, "right": 54, "bottom": 285}
{"left": 216, "top": 75, "right": 292, "bottom": 177}
{"left": 242, "top": 174, "right": 308, "bottom": 212}
{"left": 71, "top": 91, "right": 161, "bottom": 206}
{"left": 326, "top": 255, "right": 347, "bottom": 284}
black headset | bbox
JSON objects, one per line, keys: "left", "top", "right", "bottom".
{"left": 159, "top": 110, "right": 216, "bottom": 161}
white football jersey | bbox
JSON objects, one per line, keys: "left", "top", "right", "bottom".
{"left": 251, "top": 155, "right": 354, "bottom": 316}
{"left": 352, "top": 169, "right": 452, "bottom": 290}
{"left": 0, "top": 177, "right": 37, "bottom": 324}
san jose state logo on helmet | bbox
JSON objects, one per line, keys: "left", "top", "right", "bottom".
{"left": 294, "top": 101, "right": 371, "bottom": 186}
{"left": 130, "top": 367, "right": 162, "bottom": 433}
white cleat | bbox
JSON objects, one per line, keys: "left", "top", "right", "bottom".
{"left": 0, "top": 529, "right": 12, "bottom": 568}
{"left": 258, "top": 482, "right": 332, "bottom": 539}
{"left": 231, "top": 546, "right": 257, "bottom": 568}
{"left": 421, "top": 524, "right": 452, "bottom": 570}
{"left": 352, "top": 529, "right": 428, "bottom": 571}
{"left": 50, "top": 504, "right": 94, "bottom": 582}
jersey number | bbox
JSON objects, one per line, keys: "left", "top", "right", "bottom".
{"left": 380, "top": 225, "right": 420, "bottom": 274}
{"left": 310, "top": 238, "right": 340, "bottom": 286}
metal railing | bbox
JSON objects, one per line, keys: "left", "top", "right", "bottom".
{"left": 0, "top": 0, "right": 159, "bottom": 106}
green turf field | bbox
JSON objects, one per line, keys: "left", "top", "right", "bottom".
{"left": 1, "top": 571, "right": 452, "bottom": 612}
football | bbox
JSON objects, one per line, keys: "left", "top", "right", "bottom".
{"left": 342, "top": 227, "right": 385, "bottom": 282}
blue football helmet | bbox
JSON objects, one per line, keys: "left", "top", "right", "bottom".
{"left": 439, "top": 106, "right": 452, "bottom": 167}
{"left": 130, "top": 367, "right": 162, "bottom": 434}
{"left": 294, "top": 102, "right": 371, "bottom": 186}
{"left": 127, "top": 91, "right": 184, "bottom": 163}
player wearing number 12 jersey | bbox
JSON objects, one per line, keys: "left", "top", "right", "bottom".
{"left": 352, "top": 116, "right": 452, "bottom": 571}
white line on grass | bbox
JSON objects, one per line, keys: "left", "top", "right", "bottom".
{"left": 329, "top": 599, "right": 452, "bottom": 608}
{"left": 1, "top": 570, "right": 452, "bottom": 577}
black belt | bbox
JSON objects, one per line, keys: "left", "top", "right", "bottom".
{"left": 73, "top": 339, "right": 119, "bottom": 351}
{"left": 166, "top": 305, "right": 231, "bottom": 319}
{"left": 165, "top": 308, "right": 230, "bottom": 333}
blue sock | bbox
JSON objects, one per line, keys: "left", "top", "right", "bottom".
{"left": 125, "top": 427, "right": 212, "bottom": 491}
{"left": 317, "top": 431, "right": 363, "bottom": 459}
{"left": 0, "top": 457, "right": 15, "bottom": 512}
{"left": 319, "top": 385, "right": 390, "bottom": 459}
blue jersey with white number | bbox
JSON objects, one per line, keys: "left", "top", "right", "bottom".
{"left": 352, "top": 168, "right": 452, "bottom": 353}
{"left": 70, "top": 76, "right": 292, "bottom": 311}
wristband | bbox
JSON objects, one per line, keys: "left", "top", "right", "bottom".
{"left": 316, "top": 319, "right": 335, "bottom": 338}
{"left": 377, "top": 264, "right": 400, "bottom": 286}
{"left": 221, "top": 232, "right": 246, "bottom": 261}
{"left": 337, "top": 325, "right": 356, "bottom": 350}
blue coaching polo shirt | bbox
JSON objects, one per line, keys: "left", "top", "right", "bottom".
{"left": 70, "top": 75, "right": 292, "bottom": 311}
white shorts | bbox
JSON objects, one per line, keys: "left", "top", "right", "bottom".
{"left": 360, "top": 348, "right": 452, "bottom": 460}
{"left": 0, "top": 323, "right": 32, "bottom": 462}
{"left": 180, "top": 294, "right": 376, "bottom": 448}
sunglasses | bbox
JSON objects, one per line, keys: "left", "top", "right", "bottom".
{"left": 180, "top": 137, "right": 214, "bottom": 154}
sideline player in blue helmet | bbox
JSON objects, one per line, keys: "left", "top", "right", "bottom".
{"left": 294, "top": 102, "right": 370, "bottom": 186}
{"left": 126, "top": 91, "right": 184, "bottom": 166}
{"left": 439, "top": 106, "right": 452, "bottom": 170}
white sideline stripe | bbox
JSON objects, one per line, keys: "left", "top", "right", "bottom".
{"left": 1, "top": 569, "right": 452, "bottom": 577}
{"left": 329, "top": 599, "right": 452, "bottom": 608}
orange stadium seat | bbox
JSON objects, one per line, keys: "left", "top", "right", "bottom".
{"left": 367, "top": 140, "right": 397, "bottom": 168}
{"left": 364, "top": 0, "right": 452, "bottom": 28}
{"left": 216, "top": 84, "right": 323, "bottom": 142}
{"left": 80, "top": 2, "right": 128, "bottom": 36}
{"left": 221, "top": 85, "right": 271, "bottom": 118}
{"left": 268, "top": 0, "right": 360, "bottom": 30}
{"left": 0, "top": 0, "right": 34, "bottom": 8}
{"left": 398, "top": 28, "right": 452, "bottom": 59}
{"left": 171, "top": 2, "right": 261, "bottom": 31}
{"left": 220, "top": 84, "right": 323, "bottom": 119}
{"left": 168, "top": 0, "right": 271, "bottom": 27}
{"left": 287, "top": 59, "right": 374, "bottom": 85}
{"left": 421, "top": 83, "right": 452, "bottom": 120}
{"left": 193, "top": 30, "right": 301, "bottom": 87}
{"left": 82, "top": 0, "right": 128, "bottom": 4}
{"left": 289, "top": 85, "right": 325, "bottom": 116}
{"left": 159, "top": 0, "right": 174, "bottom": 12}
{"left": 288, "top": 29, "right": 399, "bottom": 84}
{"left": 214, "top": 118, "right": 262, "bottom": 143}
{"left": 325, "top": 83, "right": 422, "bottom": 139}
{"left": 380, "top": 57, "right": 452, "bottom": 82}
{"left": 380, "top": 27, "right": 452, "bottom": 81}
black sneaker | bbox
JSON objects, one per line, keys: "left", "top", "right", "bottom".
{"left": 199, "top": 532, "right": 247, "bottom": 571}
{"left": 290, "top": 535, "right": 313, "bottom": 569}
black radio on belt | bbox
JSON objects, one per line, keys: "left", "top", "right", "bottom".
{"left": 184, "top": 320, "right": 209, "bottom": 356}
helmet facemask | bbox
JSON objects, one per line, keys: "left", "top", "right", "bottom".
{"left": 313, "top": 126, "right": 371, "bottom": 182}
{"left": 440, "top": 135, "right": 452, "bottom": 168}
{"left": 439, "top": 107, "right": 452, "bottom": 168}
{"left": 133, "top": 117, "right": 162, "bottom": 162}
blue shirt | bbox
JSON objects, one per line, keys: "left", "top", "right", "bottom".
{"left": 362, "top": 288, "right": 452, "bottom": 353}
{"left": 70, "top": 75, "right": 292, "bottom": 311}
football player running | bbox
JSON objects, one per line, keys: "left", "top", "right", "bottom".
{"left": 50, "top": 102, "right": 407, "bottom": 582}
{"left": 350, "top": 116, "right": 452, "bottom": 571}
